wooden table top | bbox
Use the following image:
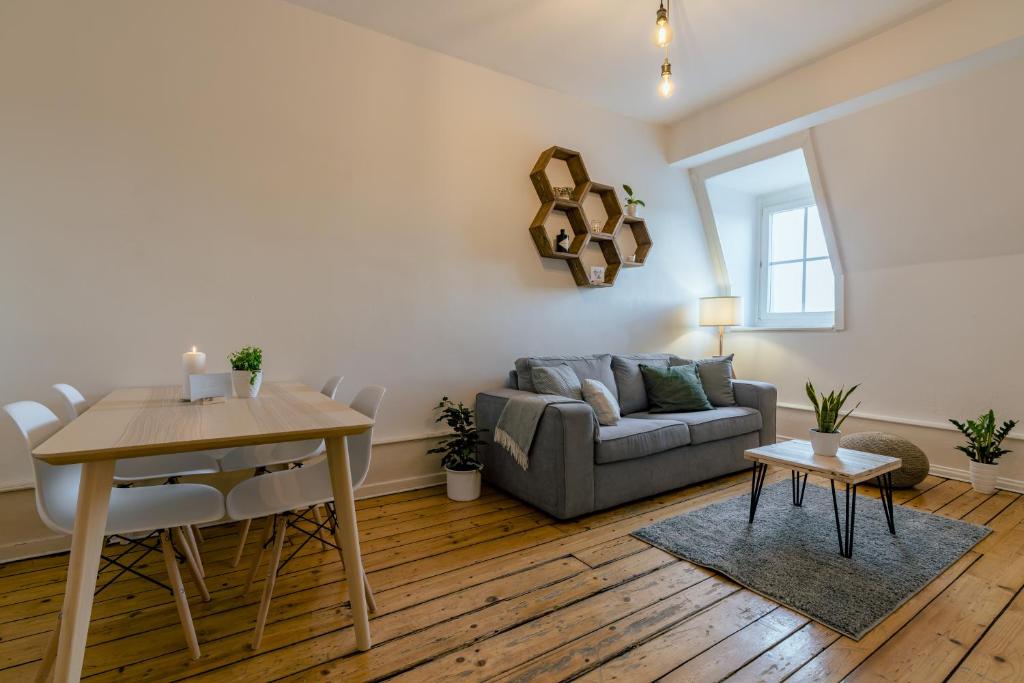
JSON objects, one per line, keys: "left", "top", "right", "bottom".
{"left": 744, "top": 439, "right": 901, "bottom": 484}
{"left": 33, "top": 382, "right": 374, "bottom": 466}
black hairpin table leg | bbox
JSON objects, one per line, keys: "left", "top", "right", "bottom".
{"left": 877, "top": 472, "right": 896, "bottom": 535}
{"left": 748, "top": 462, "right": 768, "bottom": 523}
{"left": 791, "top": 470, "right": 808, "bottom": 506}
{"left": 830, "top": 480, "right": 858, "bottom": 558}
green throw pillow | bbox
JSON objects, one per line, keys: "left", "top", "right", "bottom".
{"left": 639, "top": 363, "right": 713, "bottom": 413}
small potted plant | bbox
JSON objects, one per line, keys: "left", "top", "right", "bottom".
{"left": 806, "top": 381, "right": 860, "bottom": 456}
{"left": 622, "top": 184, "right": 645, "bottom": 218}
{"left": 229, "top": 345, "right": 263, "bottom": 398}
{"left": 428, "top": 396, "right": 485, "bottom": 501}
{"left": 950, "top": 410, "right": 1017, "bottom": 493}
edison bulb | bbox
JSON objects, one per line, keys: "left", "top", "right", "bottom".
{"left": 659, "top": 73, "right": 674, "bottom": 98}
{"left": 653, "top": 20, "right": 672, "bottom": 48}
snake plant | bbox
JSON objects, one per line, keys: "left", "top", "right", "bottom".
{"left": 805, "top": 381, "right": 860, "bottom": 433}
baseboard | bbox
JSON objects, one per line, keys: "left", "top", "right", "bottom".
{"left": 0, "top": 471, "right": 449, "bottom": 565}
{"left": 778, "top": 433, "right": 1024, "bottom": 494}
{"left": 927, "top": 463, "right": 1024, "bottom": 494}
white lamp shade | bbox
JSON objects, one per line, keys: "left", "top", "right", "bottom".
{"left": 699, "top": 296, "right": 742, "bottom": 327}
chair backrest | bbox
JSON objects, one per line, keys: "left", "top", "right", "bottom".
{"left": 2, "top": 401, "right": 79, "bottom": 535}
{"left": 348, "top": 386, "right": 385, "bottom": 489}
{"left": 321, "top": 375, "right": 344, "bottom": 401}
{"left": 52, "top": 383, "right": 88, "bottom": 424}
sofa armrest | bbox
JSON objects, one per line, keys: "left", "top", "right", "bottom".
{"left": 476, "top": 389, "right": 596, "bottom": 519}
{"left": 733, "top": 380, "right": 777, "bottom": 446}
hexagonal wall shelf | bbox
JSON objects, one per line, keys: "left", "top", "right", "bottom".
{"left": 528, "top": 146, "right": 650, "bottom": 287}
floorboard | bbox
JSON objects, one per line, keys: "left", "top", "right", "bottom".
{"left": 0, "top": 471, "right": 1018, "bottom": 682}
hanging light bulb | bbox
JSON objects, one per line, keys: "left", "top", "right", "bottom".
{"left": 653, "top": 0, "right": 672, "bottom": 48}
{"left": 659, "top": 57, "right": 674, "bottom": 98}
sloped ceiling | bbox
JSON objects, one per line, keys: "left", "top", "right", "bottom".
{"left": 284, "top": 0, "right": 943, "bottom": 124}
{"left": 812, "top": 54, "right": 1024, "bottom": 272}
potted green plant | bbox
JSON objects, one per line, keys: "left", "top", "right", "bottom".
{"left": 428, "top": 396, "right": 485, "bottom": 501}
{"left": 622, "top": 184, "right": 645, "bottom": 218}
{"left": 229, "top": 345, "right": 263, "bottom": 398}
{"left": 950, "top": 410, "right": 1018, "bottom": 493}
{"left": 805, "top": 381, "right": 860, "bottom": 456}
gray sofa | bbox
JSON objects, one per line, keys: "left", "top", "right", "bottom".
{"left": 475, "top": 353, "right": 777, "bottom": 519}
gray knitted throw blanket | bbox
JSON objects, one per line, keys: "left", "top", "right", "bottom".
{"left": 494, "top": 394, "right": 583, "bottom": 470}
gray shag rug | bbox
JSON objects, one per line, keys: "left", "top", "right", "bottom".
{"left": 633, "top": 481, "right": 990, "bottom": 639}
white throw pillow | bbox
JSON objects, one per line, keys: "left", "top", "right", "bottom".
{"left": 582, "top": 379, "right": 620, "bottom": 426}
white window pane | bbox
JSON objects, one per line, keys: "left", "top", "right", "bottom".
{"left": 769, "top": 208, "right": 804, "bottom": 262}
{"left": 768, "top": 262, "right": 803, "bottom": 313}
{"left": 806, "top": 206, "right": 828, "bottom": 258}
{"left": 805, "top": 259, "right": 835, "bottom": 312}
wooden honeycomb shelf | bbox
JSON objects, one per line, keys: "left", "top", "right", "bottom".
{"left": 528, "top": 147, "right": 650, "bottom": 288}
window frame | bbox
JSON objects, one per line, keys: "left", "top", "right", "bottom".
{"left": 755, "top": 187, "right": 834, "bottom": 328}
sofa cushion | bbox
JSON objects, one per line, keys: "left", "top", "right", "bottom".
{"left": 629, "top": 406, "right": 762, "bottom": 445}
{"left": 515, "top": 354, "right": 617, "bottom": 399}
{"left": 611, "top": 353, "right": 690, "bottom": 415}
{"left": 696, "top": 354, "right": 736, "bottom": 407}
{"left": 595, "top": 418, "right": 691, "bottom": 465}
{"left": 640, "top": 363, "right": 713, "bottom": 413}
{"left": 530, "top": 364, "right": 582, "bottom": 399}
{"left": 582, "top": 379, "right": 620, "bottom": 426}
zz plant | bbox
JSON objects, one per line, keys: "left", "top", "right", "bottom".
{"left": 950, "top": 410, "right": 1018, "bottom": 464}
{"left": 805, "top": 381, "right": 860, "bottom": 433}
{"left": 428, "top": 396, "right": 485, "bottom": 471}
{"left": 228, "top": 345, "right": 263, "bottom": 385}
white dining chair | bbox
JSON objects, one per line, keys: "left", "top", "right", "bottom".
{"left": 3, "top": 401, "right": 226, "bottom": 677}
{"left": 226, "top": 385, "right": 384, "bottom": 649}
{"left": 53, "top": 383, "right": 223, "bottom": 573}
{"left": 220, "top": 375, "right": 343, "bottom": 566}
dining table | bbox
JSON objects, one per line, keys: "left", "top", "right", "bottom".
{"left": 32, "top": 381, "right": 375, "bottom": 682}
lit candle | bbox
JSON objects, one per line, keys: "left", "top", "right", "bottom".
{"left": 182, "top": 345, "right": 207, "bottom": 398}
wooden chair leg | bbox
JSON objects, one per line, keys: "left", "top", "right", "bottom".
{"left": 243, "top": 517, "right": 274, "bottom": 594}
{"left": 160, "top": 531, "right": 200, "bottom": 660}
{"left": 172, "top": 527, "right": 210, "bottom": 602}
{"left": 363, "top": 569, "right": 377, "bottom": 614}
{"left": 35, "top": 613, "right": 60, "bottom": 682}
{"left": 252, "top": 516, "right": 287, "bottom": 650}
{"left": 311, "top": 505, "right": 328, "bottom": 552}
{"left": 232, "top": 518, "right": 252, "bottom": 568}
{"left": 183, "top": 525, "right": 204, "bottom": 578}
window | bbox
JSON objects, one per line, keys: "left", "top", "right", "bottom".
{"left": 757, "top": 189, "right": 835, "bottom": 327}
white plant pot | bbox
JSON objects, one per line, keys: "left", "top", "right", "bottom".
{"left": 445, "top": 467, "right": 481, "bottom": 501}
{"left": 969, "top": 461, "right": 999, "bottom": 494}
{"left": 232, "top": 370, "right": 263, "bottom": 398}
{"left": 810, "top": 429, "right": 841, "bottom": 456}
{"left": 625, "top": 204, "right": 639, "bottom": 218}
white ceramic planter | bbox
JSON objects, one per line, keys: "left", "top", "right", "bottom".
{"left": 625, "top": 204, "right": 639, "bottom": 218}
{"left": 445, "top": 467, "right": 482, "bottom": 501}
{"left": 232, "top": 370, "right": 263, "bottom": 398}
{"left": 810, "top": 429, "right": 842, "bottom": 456}
{"left": 969, "top": 461, "right": 999, "bottom": 494}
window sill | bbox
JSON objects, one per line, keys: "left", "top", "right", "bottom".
{"left": 731, "top": 325, "right": 840, "bottom": 333}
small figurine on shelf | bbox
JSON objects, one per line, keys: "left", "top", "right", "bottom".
{"left": 555, "top": 229, "right": 569, "bottom": 253}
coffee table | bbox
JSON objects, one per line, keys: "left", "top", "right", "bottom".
{"left": 744, "top": 440, "right": 901, "bottom": 558}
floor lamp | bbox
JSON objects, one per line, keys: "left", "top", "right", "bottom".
{"left": 699, "top": 296, "right": 741, "bottom": 356}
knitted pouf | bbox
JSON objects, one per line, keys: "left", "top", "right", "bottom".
{"left": 839, "top": 431, "right": 930, "bottom": 488}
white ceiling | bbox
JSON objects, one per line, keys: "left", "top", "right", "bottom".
{"left": 707, "top": 150, "right": 810, "bottom": 196}
{"left": 285, "top": 0, "right": 944, "bottom": 124}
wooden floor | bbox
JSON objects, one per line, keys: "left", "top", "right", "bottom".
{"left": 1, "top": 470, "right": 1022, "bottom": 682}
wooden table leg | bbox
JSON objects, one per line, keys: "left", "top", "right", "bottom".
{"left": 54, "top": 459, "right": 116, "bottom": 682}
{"left": 325, "top": 434, "right": 372, "bottom": 651}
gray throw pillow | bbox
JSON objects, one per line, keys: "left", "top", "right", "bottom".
{"left": 530, "top": 364, "right": 582, "bottom": 399}
{"left": 696, "top": 354, "right": 736, "bottom": 406}
{"left": 516, "top": 354, "right": 617, "bottom": 399}
{"left": 581, "top": 379, "right": 620, "bottom": 426}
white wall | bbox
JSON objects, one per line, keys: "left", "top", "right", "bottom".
{"left": 728, "top": 54, "right": 1024, "bottom": 485}
{"left": 0, "top": 0, "right": 718, "bottom": 555}
{"left": 705, "top": 183, "right": 757, "bottom": 322}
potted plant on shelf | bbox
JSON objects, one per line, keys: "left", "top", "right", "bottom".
{"left": 428, "top": 396, "right": 485, "bottom": 501}
{"left": 229, "top": 345, "right": 263, "bottom": 398}
{"left": 950, "top": 410, "right": 1018, "bottom": 494}
{"left": 622, "top": 184, "right": 645, "bottom": 218}
{"left": 806, "top": 381, "right": 860, "bottom": 456}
